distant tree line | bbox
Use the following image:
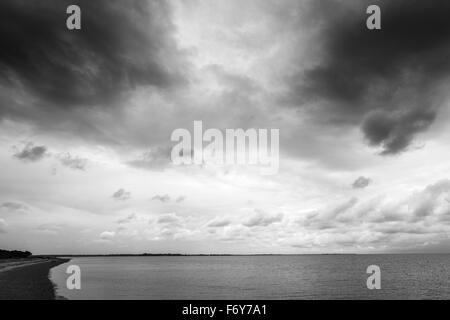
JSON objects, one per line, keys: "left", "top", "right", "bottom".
{"left": 0, "top": 249, "right": 32, "bottom": 259}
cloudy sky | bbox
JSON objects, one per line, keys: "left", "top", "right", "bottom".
{"left": 1, "top": 0, "right": 450, "bottom": 254}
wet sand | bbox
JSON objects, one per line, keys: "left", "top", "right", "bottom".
{"left": 0, "top": 258, "right": 70, "bottom": 300}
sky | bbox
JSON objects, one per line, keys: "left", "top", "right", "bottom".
{"left": 1, "top": 0, "right": 450, "bottom": 254}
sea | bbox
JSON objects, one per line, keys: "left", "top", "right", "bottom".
{"left": 50, "top": 254, "right": 450, "bottom": 299}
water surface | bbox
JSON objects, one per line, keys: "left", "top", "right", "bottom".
{"left": 50, "top": 254, "right": 450, "bottom": 299}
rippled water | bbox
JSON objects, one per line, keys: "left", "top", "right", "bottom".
{"left": 50, "top": 254, "right": 450, "bottom": 299}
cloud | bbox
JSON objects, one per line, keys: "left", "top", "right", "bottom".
{"left": 409, "top": 180, "right": 450, "bottom": 220}
{"left": 115, "top": 226, "right": 139, "bottom": 238}
{"left": 220, "top": 225, "right": 252, "bottom": 242}
{"left": 362, "top": 109, "right": 436, "bottom": 155}
{"left": 287, "top": 0, "right": 450, "bottom": 154}
{"left": 57, "top": 153, "right": 88, "bottom": 170}
{"left": 152, "top": 194, "right": 171, "bottom": 203}
{"left": 13, "top": 142, "right": 48, "bottom": 162}
{"left": 298, "top": 198, "right": 358, "bottom": 230}
{"left": 243, "top": 210, "right": 284, "bottom": 227}
{"left": 0, "top": 0, "right": 188, "bottom": 140}
{"left": 352, "top": 176, "right": 371, "bottom": 189}
{"left": 151, "top": 213, "right": 193, "bottom": 240}
{"left": 128, "top": 146, "right": 172, "bottom": 170}
{"left": 36, "top": 224, "right": 63, "bottom": 235}
{"left": 296, "top": 180, "right": 450, "bottom": 249}
{"left": 100, "top": 231, "right": 115, "bottom": 240}
{"left": 175, "top": 196, "right": 186, "bottom": 203}
{"left": 302, "top": 197, "right": 359, "bottom": 230}
{"left": 117, "top": 213, "right": 137, "bottom": 224}
{"left": 151, "top": 194, "right": 186, "bottom": 203}
{"left": 329, "top": 197, "right": 358, "bottom": 219}
{"left": 208, "top": 219, "right": 231, "bottom": 228}
{"left": 374, "top": 224, "right": 430, "bottom": 235}
{"left": 0, "top": 219, "right": 6, "bottom": 233}
{"left": 112, "top": 188, "right": 131, "bottom": 201}
{"left": 0, "top": 202, "right": 28, "bottom": 212}
{"left": 157, "top": 214, "right": 180, "bottom": 225}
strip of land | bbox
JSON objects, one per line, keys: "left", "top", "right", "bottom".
{"left": 0, "top": 257, "right": 69, "bottom": 300}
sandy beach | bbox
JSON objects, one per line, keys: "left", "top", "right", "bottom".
{"left": 0, "top": 258, "right": 69, "bottom": 300}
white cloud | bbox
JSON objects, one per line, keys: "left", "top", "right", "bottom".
{"left": 100, "top": 231, "right": 116, "bottom": 240}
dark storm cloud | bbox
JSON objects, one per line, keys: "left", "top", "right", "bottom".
{"left": 0, "top": 0, "right": 186, "bottom": 121}
{"left": 13, "top": 142, "right": 48, "bottom": 162}
{"left": 290, "top": 0, "right": 450, "bottom": 154}
{"left": 352, "top": 176, "right": 371, "bottom": 189}
{"left": 362, "top": 109, "right": 436, "bottom": 155}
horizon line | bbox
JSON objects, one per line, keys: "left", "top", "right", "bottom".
{"left": 34, "top": 252, "right": 450, "bottom": 257}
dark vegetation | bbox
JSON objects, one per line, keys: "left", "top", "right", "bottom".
{"left": 0, "top": 249, "right": 32, "bottom": 259}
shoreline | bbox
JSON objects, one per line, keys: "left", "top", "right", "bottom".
{"left": 0, "top": 257, "right": 70, "bottom": 300}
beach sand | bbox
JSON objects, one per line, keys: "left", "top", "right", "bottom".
{"left": 0, "top": 258, "right": 69, "bottom": 300}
